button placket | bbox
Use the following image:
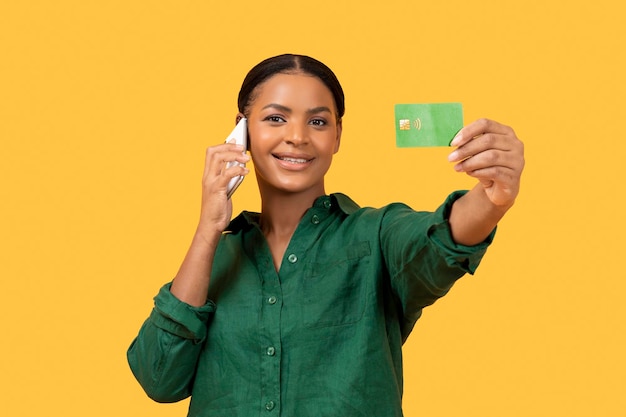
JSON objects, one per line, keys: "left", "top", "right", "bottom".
{"left": 251, "top": 229, "right": 282, "bottom": 415}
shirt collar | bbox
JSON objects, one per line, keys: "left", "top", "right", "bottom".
{"left": 329, "top": 193, "right": 361, "bottom": 214}
{"left": 225, "top": 193, "right": 361, "bottom": 233}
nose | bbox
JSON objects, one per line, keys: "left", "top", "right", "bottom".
{"left": 284, "top": 122, "right": 308, "bottom": 146}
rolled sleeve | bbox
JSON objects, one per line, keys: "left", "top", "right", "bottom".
{"left": 127, "top": 282, "right": 216, "bottom": 403}
{"left": 428, "top": 190, "right": 496, "bottom": 274}
{"left": 150, "top": 282, "right": 216, "bottom": 343}
{"left": 383, "top": 190, "right": 496, "bottom": 340}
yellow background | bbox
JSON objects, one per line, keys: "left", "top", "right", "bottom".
{"left": 1, "top": 1, "right": 624, "bottom": 416}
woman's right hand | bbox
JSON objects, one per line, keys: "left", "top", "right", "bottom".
{"left": 198, "top": 142, "right": 250, "bottom": 235}
{"left": 170, "top": 143, "right": 249, "bottom": 306}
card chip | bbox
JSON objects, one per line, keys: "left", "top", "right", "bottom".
{"left": 399, "top": 119, "right": 411, "bottom": 130}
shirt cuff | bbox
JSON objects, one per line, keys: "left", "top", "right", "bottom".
{"left": 149, "top": 282, "right": 216, "bottom": 343}
{"left": 429, "top": 190, "right": 496, "bottom": 274}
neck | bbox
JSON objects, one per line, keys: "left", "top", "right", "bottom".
{"left": 258, "top": 184, "right": 325, "bottom": 239}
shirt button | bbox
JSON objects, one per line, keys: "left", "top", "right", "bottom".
{"left": 265, "top": 401, "right": 275, "bottom": 411}
{"left": 323, "top": 200, "right": 332, "bottom": 209}
{"left": 287, "top": 253, "right": 298, "bottom": 263}
{"left": 311, "top": 214, "right": 320, "bottom": 225}
{"left": 267, "top": 296, "right": 277, "bottom": 305}
{"left": 266, "top": 346, "right": 276, "bottom": 356}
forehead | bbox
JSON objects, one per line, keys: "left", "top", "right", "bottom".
{"left": 251, "top": 73, "right": 336, "bottom": 111}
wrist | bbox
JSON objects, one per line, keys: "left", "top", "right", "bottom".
{"left": 473, "top": 184, "right": 515, "bottom": 217}
{"left": 192, "top": 225, "right": 222, "bottom": 251}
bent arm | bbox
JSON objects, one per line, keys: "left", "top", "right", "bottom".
{"left": 171, "top": 143, "right": 250, "bottom": 306}
{"left": 127, "top": 283, "right": 215, "bottom": 402}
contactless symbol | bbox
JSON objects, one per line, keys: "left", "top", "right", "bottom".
{"left": 399, "top": 119, "right": 411, "bottom": 130}
{"left": 413, "top": 118, "right": 422, "bottom": 130}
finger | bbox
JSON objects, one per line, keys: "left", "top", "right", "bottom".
{"left": 448, "top": 132, "right": 512, "bottom": 163}
{"left": 453, "top": 148, "right": 520, "bottom": 174}
{"left": 450, "top": 118, "right": 514, "bottom": 147}
{"left": 223, "top": 163, "right": 250, "bottom": 180}
{"left": 215, "top": 164, "right": 250, "bottom": 197}
{"left": 216, "top": 150, "right": 250, "bottom": 183}
{"left": 461, "top": 158, "right": 524, "bottom": 177}
{"left": 204, "top": 162, "right": 250, "bottom": 199}
{"left": 463, "top": 165, "right": 521, "bottom": 201}
{"left": 465, "top": 164, "right": 518, "bottom": 182}
{"left": 204, "top": 145, "right": 248, "bottom": 178}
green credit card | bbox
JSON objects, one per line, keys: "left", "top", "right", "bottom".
{"left": 395, "top": 103, "right": 464, "bottom": 147}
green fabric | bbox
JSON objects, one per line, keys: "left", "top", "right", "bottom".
{"left": 128, "top": 191, "right": 494, "bottom": 417}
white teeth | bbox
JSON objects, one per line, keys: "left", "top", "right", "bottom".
{"left": 280, "top": 157, "right": 308, "bottom": 163}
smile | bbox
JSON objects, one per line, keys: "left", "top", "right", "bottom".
{"left": 273, "top": 154, "right": 314, "bottom": 164}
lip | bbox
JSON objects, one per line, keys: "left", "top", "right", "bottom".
{"left": 272, "top": 152, "right": 315, "bottom": 170}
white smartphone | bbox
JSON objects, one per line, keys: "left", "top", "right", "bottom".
{"left": 224, "top": 118, "right": 248, "bottom": 198}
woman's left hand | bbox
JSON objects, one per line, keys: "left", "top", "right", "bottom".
{"left": 447, "top": 118, "right": 525, "bottom": 208}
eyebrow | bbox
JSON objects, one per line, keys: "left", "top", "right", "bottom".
{"left": 262, "top": 103, "right": 333, "bottom": 115}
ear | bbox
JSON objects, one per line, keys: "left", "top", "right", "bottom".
{"left": 235, "top": 112, "right": 245, "bottom": 124}
{"left": 333, "top": 119, "right": 342, "bottom": 154}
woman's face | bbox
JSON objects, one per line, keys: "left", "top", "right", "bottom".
{"left": 245, "top": 72, "right": 342, "bottom": 197}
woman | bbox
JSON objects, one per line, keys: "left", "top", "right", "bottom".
{"left": 128, "top": 54, "right": 524, "bottom": 416}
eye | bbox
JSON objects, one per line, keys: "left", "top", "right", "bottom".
{"left": 309, "top": 118, "right": 327, "bottom": 126}
{"left": 264, "top": 115, "right": 286, "bottom": 123}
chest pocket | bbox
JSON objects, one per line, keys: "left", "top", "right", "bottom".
{"left": 303, "top": 241, "right": 371, "bottom": 328}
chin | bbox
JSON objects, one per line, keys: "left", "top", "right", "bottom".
{"left": 268, "top": 180, "right": 321, "bottom": 196}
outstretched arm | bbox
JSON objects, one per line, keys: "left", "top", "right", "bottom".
{"left": 447, "top": 118, "right": 525, "bottom": 246}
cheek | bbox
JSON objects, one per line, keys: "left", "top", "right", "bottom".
{"left": 247, "top": 126, "right": 277, "bottom": 153}
{"left": 248, "top": 132, "right": 278, "bottom": 166}
{"left": 320, "top": 133, "right": 340, "bottom": 155}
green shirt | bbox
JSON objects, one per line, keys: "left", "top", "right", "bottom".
{"left": 127, "top": 191, "right": 494, "bottom": 417}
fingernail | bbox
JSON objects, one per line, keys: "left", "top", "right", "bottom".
{"left": 447, "top": 150, "right": 459, "bottom": 162}
{"left": 450, "top": 133, "right": 462, "bottom": 147}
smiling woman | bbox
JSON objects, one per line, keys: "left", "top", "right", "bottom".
{"left": 127, "top": 53, "right": 524, "bottom": 417}
{"left": 247, "top": 73, "right": 342, "bottom": 204}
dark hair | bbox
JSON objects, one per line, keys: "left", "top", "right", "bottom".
{"left": 237, "top": 54, "right": 345, "bottom": 120}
